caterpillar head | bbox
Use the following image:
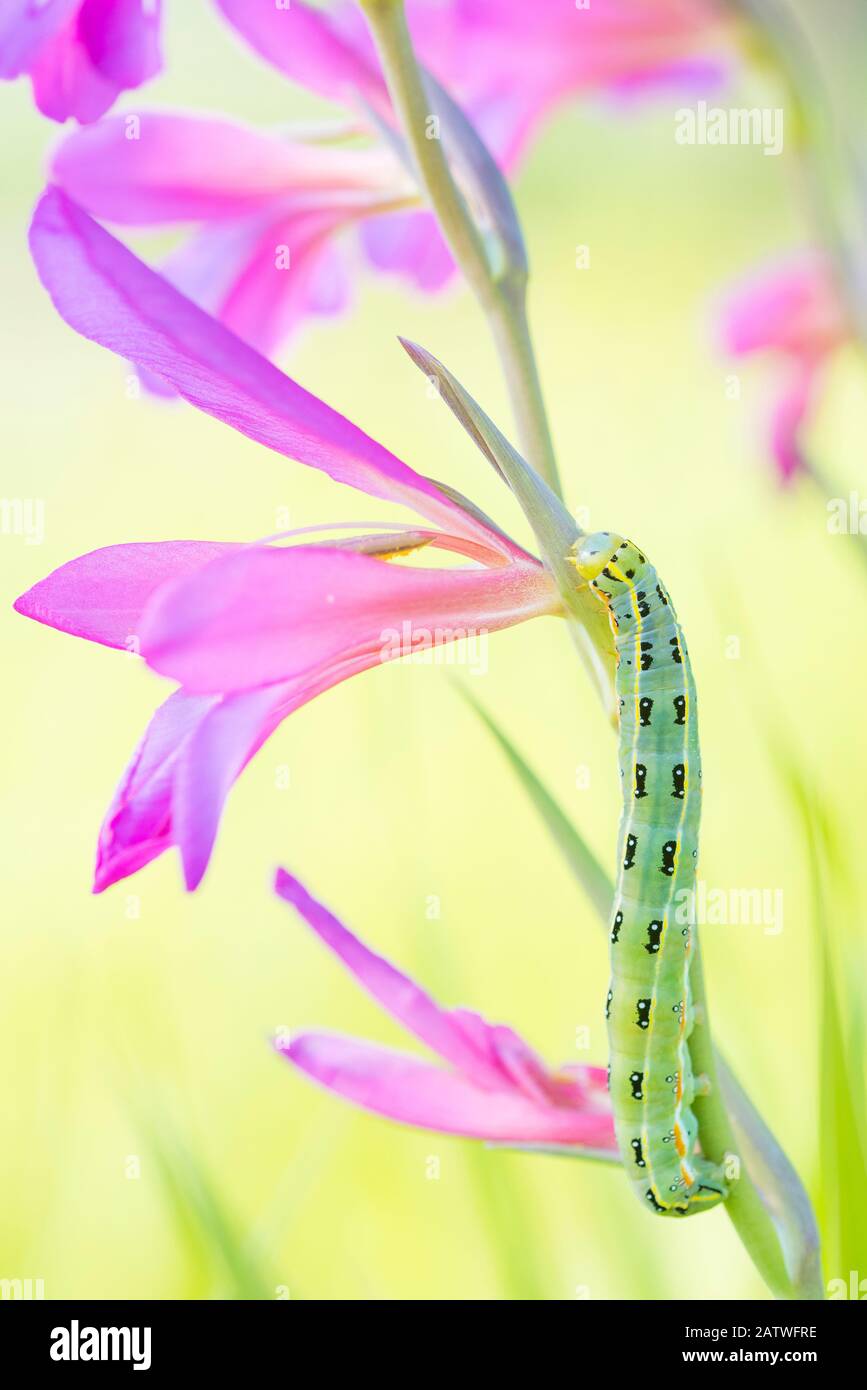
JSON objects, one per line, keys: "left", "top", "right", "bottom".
{"left": 570, "top": 532, "right": 646, "bottom": 585}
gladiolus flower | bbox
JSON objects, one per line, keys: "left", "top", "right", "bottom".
{"left": 15, "top": 188, "right": 563, "bottom": 891}
{"left": 47, "top": 0, "right": 733, "bottom": 360}
{"left": 718, "top": 252, "right": 848, "bottom": 483}
{"left": 0, "top": 0, "right": 162, "bottom": 123}
{"left": 274, "top": 869, "right": 617, "bottom": 1154}
{"left": 49, "top": 113, "right": 420, "bottom": 360}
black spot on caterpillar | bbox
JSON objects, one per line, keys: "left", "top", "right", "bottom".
{"left": 644, "top": 920, "right": 663, "bottom": 954}
{"left": 640, "top": 641, "right": 654, "bottom": 671}
{"left": 631, "top": 1138, "right": 645, "bottom": 1168}
{"left": 670, "top": 637, "right": 682, "bottom": 665}
{"left": 606, "top": 989, "right": 613, "bottom": 1019}
{"left": 660, "top": 840, "right": 677, "bottom": 876}
{"left": 611, "top": 910, "right": 623, "bottom": 944}
{"left": 671, "top": 763, "right": 685, "bottom": 800}
{"left": 636, "top": 998, "right": 652, "bottom": 1030}
{"left": 629, "top": 1071, "right": 644, "bottom": 1100}
{"left": 673, "top": 695, "right": 685, "bottom": 725}
{"left": 639, "top": 697, "right": 653, "bottom": 726}
{"left": 634, "top": 763, "right": 648, "bottom": 799}
{"left": 623, "top": 835, "right": 638, "bottom": 870}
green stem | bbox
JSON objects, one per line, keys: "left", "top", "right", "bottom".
{"left": 688, "top": 942, "right": 798, "bottom": 1299}
{"left": 358, "top": 0, "right": 561, "bottom": 495}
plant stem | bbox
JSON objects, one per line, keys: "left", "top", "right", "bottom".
{"left": 688, "top": 941, "right": 799, "bottom": 1300}
{"left": 358, "top": 0, "right": 561, "bottom": 495}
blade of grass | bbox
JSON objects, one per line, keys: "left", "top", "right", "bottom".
{"left": 772, "top": 749, "right": 867, "bottom": 1290}
{"left": 128, "top": 1095, "right": 279, "bottom": 1301}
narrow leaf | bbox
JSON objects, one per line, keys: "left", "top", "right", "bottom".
{"left": 460, "top": 685, "right": 611, "bottom": 921}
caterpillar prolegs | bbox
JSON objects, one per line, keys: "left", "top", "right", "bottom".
{"left": 571, "top": 532, "right": 728, "bottom": 1218}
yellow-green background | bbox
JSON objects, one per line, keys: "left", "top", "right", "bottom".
{"left": 1, "top": 1, "right": 865, "bottom": 1300}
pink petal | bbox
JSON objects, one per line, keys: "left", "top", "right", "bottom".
{"left": 137, "top": 544, "right": 559, "bottom": 694}
{"left": 94, "top": 688, "right": 216, "bottom": 892}
{"left": 769, "top": 359, "right": 820, "bottom": 485}
{"left": 51, "top": 113, "right": 401, "bottom": 223}
{"left": 0, "top": 0, "right": 79, "bottom": 77}
{"left": 720, "top": 253, "right": 845, "bottom": 359}
{"left": 359, "top": 210, "right": 456, "bottom": 294}
{"left": 275, "top": 871, "right": 614, "bottom": 1125}
{"left": 153, "top": 206, "right": 359, "bottom": 363}
{"left": 281, "top": 1033, "right": 617, "bottom": 1149}
{"left": 14, "top": 540, "right": 238, "bottom": 649}
{"left": 75, "top": 0, "right": 162, "bottom": 88}
{"left": 215, "top": 208, "right": 358, "bottom": 360}
{"left": 96, "top": 651, "right": 382, "bottom": 892}
{"left": 172, "top": 654, "right": 371, "bottom": 891}
{"left": 215, "top": 0, "right": 386, "bottom": 112}
{"left": 275, "top": 870, "right": 510, "bottom": 1085}
{"left": 29, "top": 188, "right": 510, "bottom": 557}
{"left": 303, "top": 240, "right": 352, "bottom": 317}
{"left": 27, "top": 0, "right": 162, "bottom": 123}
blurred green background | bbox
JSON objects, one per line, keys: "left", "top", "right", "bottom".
{"left": 1, "top": 1, "right": 866, "bottom": 1300}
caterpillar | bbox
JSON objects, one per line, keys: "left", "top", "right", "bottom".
{"left": 570, "top": 531, "right": 728, "bottom": 1218}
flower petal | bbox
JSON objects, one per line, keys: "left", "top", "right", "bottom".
{"left": 0, "top": 0, "right": 79, "bottom": 78}
{"left": 14, "top": 540, "right": 238, "bottom": 650}
{"left": 173, "top": 657, "right": 366, "bottom": 890}
{"left": 215, "top": 0, "right": 386, "bottom": 111}
{"left": 281, "top": 1032, "right": 617, "bottom": 1149}
{"left": 51, "top": 112, "right": 401, "bottom": 223}
{"left": 138, "top": 543, "right": 560, "bottom": 694}
{"left": 720, "top": 253, "right": 844, "bottom": 358}
{"left": 359, "top": 209, "right": 455, "bottom": 293}
{"left": 213, "top": 208, "right": 359, "bottom": 360}
{"left": 275, "top": 871, "right": 508, "bottom": 1085}
{"left": 769, "top": 359, "right": 820, "bottom": 485}
{"left": 94, "top": 687, "right": 216, "bottom": 892}
{"left": 27, "top": 0, "right": 162, "bottom": 123}
{"left": 96, "top": 650, "right": 385, "bottom": 892}
{"left": 29, "top": 188, "right": 510, "bottom": 556}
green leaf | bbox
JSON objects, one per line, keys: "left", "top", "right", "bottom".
{"left": 460, "top": 684, "right": 611, "bottom": 922}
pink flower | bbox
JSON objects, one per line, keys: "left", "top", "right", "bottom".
{"left": 216, "top": 0, "right": 731, "bottom": 295}
{"left": 0, "top": 0, "right": 162, "bottom": 123}
{"left": 718, "top": 252, "right": 848, "bottom": 482}
{"left": 50, "top": 113, "right": 418, "bottom": 359}
{"left": 15, "top": 189, "right": 562, "bottom": 891}
{"left": 274, "top": 869, "right": 616, "bottom": 1153}
{"left": 218, "top": 0, "right": 732, "bottom": 172}
{"left": 47, "top": 0, "right": 732, "bottom": 360}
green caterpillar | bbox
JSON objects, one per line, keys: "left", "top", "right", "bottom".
{"left": 571, "top": 531, "right": 728, "bottom": 1217}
